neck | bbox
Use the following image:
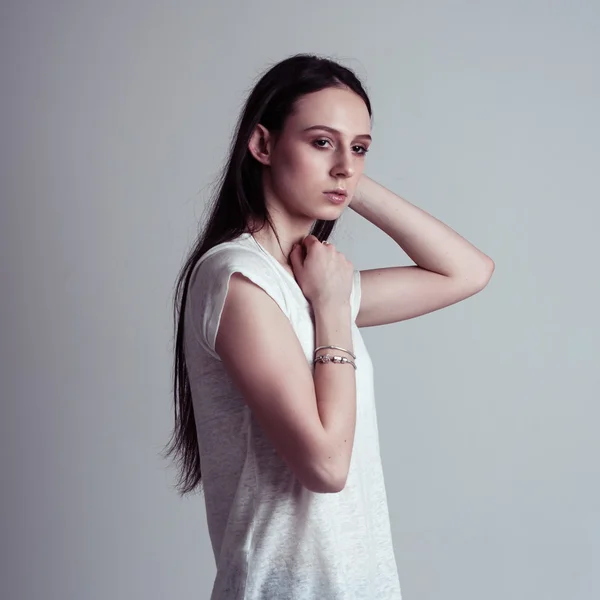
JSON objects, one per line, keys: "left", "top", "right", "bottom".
{"left": 247, "top": 219, "right": 312, "bottom": 267}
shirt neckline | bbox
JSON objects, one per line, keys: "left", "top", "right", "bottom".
{"left": 240, "top": 233, "right": 296, "bottom": 283}
{"left": 239, "top": 233, "right": 310, "bottom": 307}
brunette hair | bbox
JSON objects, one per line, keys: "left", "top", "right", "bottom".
{"left": 163, "top": 53, "right": 372, "bottom": 495}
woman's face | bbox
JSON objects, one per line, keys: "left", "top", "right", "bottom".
{"left": 252, "top": 86, "right": 372, "bottom": 223}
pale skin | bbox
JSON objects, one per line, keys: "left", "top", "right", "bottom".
{"left": 215, "top": 85, "right": 494, "bottom": 492}
{"left": 247, "top": 85, "right": 495, "bottom": 327}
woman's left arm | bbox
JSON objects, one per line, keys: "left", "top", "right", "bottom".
{"left": 349, "top": 174, "right": 495, "bottom": 328}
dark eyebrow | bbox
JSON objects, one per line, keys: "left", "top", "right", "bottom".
{"left": 302, "top": 125, "right": 372, "bottom": 142}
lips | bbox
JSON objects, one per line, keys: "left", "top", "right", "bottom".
{"left": 324, "top": 189, "right": 347, "bottom": 196}
{"left": 324, "top": 191, "right": 347, "bottom": 204}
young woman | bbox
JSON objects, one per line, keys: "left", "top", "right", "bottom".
{"left": 165, "top": 54, "right": 494, "bottom": 600}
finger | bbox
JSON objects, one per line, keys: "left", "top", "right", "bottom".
{"left": 303, "top": 235, "right": 320, "bottom": 246}
{"left": 289, "top": 243, "right": 302, "bottom": 268}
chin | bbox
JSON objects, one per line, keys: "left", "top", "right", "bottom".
{"left": 316, "top": 210, "right": 344, "bottom": 221}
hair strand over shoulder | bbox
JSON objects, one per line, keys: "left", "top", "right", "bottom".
{"left": 161, "top": 53, "right": 372, "bottom": 496}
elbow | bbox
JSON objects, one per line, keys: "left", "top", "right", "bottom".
{"left": 467, "top": 256, "right": 495, "bottom": 291}
{"left": 294, "top": 436, "right": 351, "bottom": 493}
{"left": 477, "top": 257, "right": 495, "bottom": 289}
{"left": 306, "top": 475, "right": 347, "bottom": 494}
{"left": 326, "top": 474, "right": 348, "bottom": 493}
{"left": 303, "top": 462, "right": 348, "bottom": 494}
{"left": 450, "top": 256, "right": 495, "bottom": 294}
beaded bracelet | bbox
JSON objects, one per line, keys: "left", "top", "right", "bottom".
{"left": 313, "top": 354, "right": 357, "bottom": 370}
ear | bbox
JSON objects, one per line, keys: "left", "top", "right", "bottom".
{"left": 248, "top": 124, "right": 273, "bottom": 166}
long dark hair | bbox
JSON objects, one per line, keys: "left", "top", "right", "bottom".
{"left": 163, "top": 53, "right": 372, "bottom": 496}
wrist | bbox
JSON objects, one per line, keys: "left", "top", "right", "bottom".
{"left": 312, "top": 300, "right": 352, "bottom": 316}
{"left": 349, "top": 174, "right": 369, "bottom": 210}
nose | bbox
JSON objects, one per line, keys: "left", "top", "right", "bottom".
{"left": 330, "top": 149, "right": 354, "bottom": 179}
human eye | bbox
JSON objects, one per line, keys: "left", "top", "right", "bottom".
{"left": 313, "top": 138, "right": 332, "bottom": 149}
{"left": 353, "top": 144, "right": 369, "bottom": 155}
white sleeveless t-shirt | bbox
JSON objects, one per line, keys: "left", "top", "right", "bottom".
{"left": 184, "top": 232, "right": 402, "bottom": 599}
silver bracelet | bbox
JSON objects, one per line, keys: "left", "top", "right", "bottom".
{"left": 314, "top": 345, "right": 356, "bottom": 360}
{"left": 313, "top": 354, "right": 357, "bottom": 370}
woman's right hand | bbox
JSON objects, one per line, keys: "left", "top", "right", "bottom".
{"left": 289, "top": 235, "right": 354, "bottom": 309}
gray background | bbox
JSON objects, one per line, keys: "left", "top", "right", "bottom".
{"left": 1, "top": 1, "right": 598, "bottom": 599}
